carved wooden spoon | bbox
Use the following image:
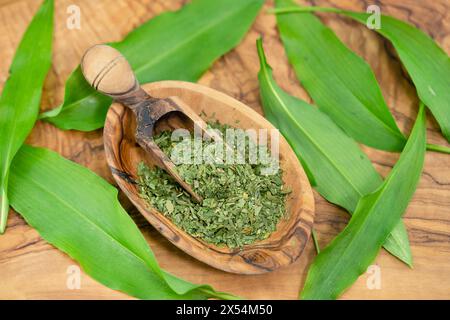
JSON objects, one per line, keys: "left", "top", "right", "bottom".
{"left": 81, "top": 44, "right": 206, "bottom": 202}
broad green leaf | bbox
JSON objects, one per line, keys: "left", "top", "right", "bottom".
{"left": 40, "top": 0, "right": 264, "bottom": 131}
{"left": 0, "top": 0, "right": 53, "bottom": 233}
{"left": 274, "top": 0, "right": 406, "bottom": 152}
{"left": 272, "top": 5, "right": 450, "bottom": 144}
{"left": 301, "top": 104, "right": 426, "bottom": 300}
{"left": 9, "top": 145, "right": 238, "bottom": 300}
{"left": 256, "top": 38, "right": 411, "bottom": 266}
{"left": 338, "top": 12, "right": 450, "bottom": 143}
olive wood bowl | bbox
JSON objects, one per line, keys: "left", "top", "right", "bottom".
{"left": 103, "top": 80, "right": 315, "bottom": 274}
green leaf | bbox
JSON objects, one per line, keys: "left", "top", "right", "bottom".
{"left": 274, "top": 0, "right": 406, "bottom": 151}
{"left": 256, "top": 38, "right": 411, "bottom": 266}
{"left": 338, "top": 12, "right": 450, "bottom": 143}
{"left": 0, "top": 0, "right": 53, "bottom": 233}
{"left": 9, "top": 145, "right": 238, "bottom": 300}
{"left": 272, "top": 5, "right": 450, "bottom": 145}
{"left": 301, "top": 103, "right": 427, "bottom": 300}
{"left": 40, "top": 0, "right": 265, "bottom": 131}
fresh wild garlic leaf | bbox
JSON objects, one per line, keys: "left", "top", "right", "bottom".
{"left": 338, "top": 11, "right": 450, "bottom": 144}
{"left": 0, "top": 0, "right": 53, "bottom": 233}
{"left": 274, "top": 0, "right": 406, "bottom": 152}
{"left": 9, "top": 145, "right": 238, "bottom": 300}
{"left": 40, "top": 0, "right": 264, "bottom": 131}
{"left": 256, "top": 38, "right": 412, "bottom": 266}
{"left": 272, "top": 4, "right": 450, "bottom": 144}
{"left": 301, "top": 103, "right": 426, "bottom": 300}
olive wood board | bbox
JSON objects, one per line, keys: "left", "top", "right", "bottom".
{"left": 0, "top": 0, "right": 449, "bottom": 299}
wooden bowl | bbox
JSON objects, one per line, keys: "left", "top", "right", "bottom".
{"left": 104, "top": 81, "right": 315, "bottom": 274}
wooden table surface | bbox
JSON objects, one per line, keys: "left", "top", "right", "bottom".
{"left": 0, "top": 0, "right": 449, "bottom": 300}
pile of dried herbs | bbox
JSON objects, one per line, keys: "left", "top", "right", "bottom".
{"left": 137, "top": 123, "right": 290, "bottom": 248}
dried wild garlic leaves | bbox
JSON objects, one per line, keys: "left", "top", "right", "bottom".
{"left": 138, "top": 123, "right": 290, "bottom": 248}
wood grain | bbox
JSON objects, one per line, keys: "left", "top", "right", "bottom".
{"left": 0, "top": 0, "right": 449, "bottom": 299}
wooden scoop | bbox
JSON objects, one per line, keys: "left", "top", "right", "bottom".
{"left": 82, "top": 44, "right": 315, "bottom": 274}
{"left": 102, "top": 81, "right": 315, "bottom": 274}
{"left": 81, "top": 44, "right": 206, "bottom": 202}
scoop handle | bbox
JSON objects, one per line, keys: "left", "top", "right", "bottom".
{"left": 81, "top": 44, "right": 154, "bottom": 106}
